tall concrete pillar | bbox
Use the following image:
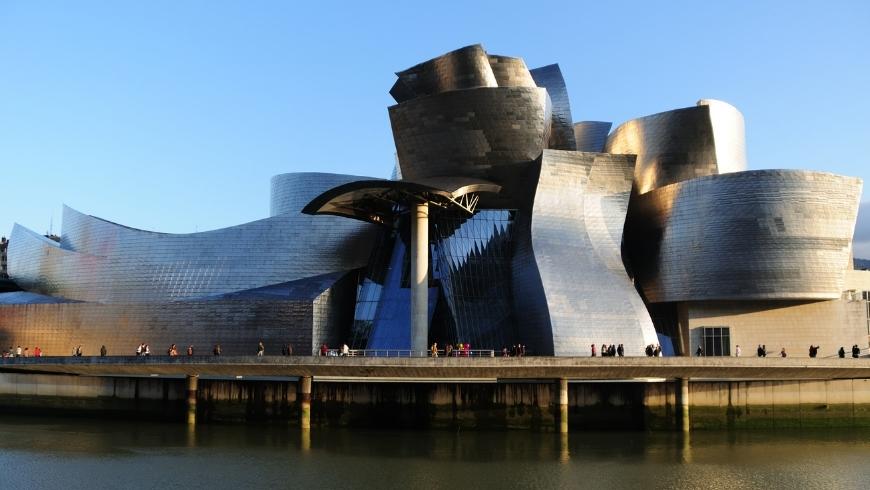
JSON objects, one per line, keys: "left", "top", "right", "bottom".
{"left": 300, "top": 376, "right": 312, "bottom": 430}
{"left": 411, "top": 201, "right": 429, "bottom": 354}
{"left": 559, "top": 378, "right": 569, "bottom": 433}
{"left": 679, "top": 377, "right": 690, "bottom": 432}
{"left": 186, "top": 374, "right": 198, "bottom": 425}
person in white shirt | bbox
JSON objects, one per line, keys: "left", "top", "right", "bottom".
{"left": 735, "top": 345, "right": 742, "bottom": 357}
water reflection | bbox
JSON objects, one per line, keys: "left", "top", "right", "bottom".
{"left": 0, "top": 415, "right": 868, "bottom": 489}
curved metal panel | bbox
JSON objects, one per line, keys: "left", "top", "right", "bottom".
{"left": 625, "top": 170, "right": 863, "bottom": 302}
{"left": 487, "top": 55, "right": 536, "bottom": 88}
{"left": 513, "top": 150, "right": 658, "bottom": 356}
{"left": 530, "top": 64, "right": 576, "bottom": 151}
{"left": 390, "top": 87, "right": 552, "bottom": 181}
{"left": 573, "top": 121, "right": 612, "bottom": 153}
{"left": 389, "top": 44, "right": 497, "bottom": 103}
{"left": 270, "top": 172, "right": 373, "bottom": 217}
{"left": 605, "top": 101, "right": 748, "bottom": 194}
{"left": 8, "top": 174, "right": 380, "bottom": 303}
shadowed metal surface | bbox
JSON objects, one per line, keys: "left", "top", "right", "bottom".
{"left": 7, "top": 173, "right": 379, "bottom": 303}
{"left": 530, "top": 64, "right": 576, "bottom": 151}
{"left": 2, "top": 356, "right": 869, "bottom": 381}
{"left": 605, "top": 100, "right": 747, "bottom": 194}
{"left": 573, "top": 121, "right": 612, "bottom": 152}
{"left": 389, "top": 87, "right": 551, "bottom": 181}
{"left": 625, "top": 170, "right": 863, "bottom": 302}
{"left": 389, "top": 44, "right": 497, "bottom": 103}
{"left": 0, "top": 272, "right": 356, "bottom": 357}
{"left": 513, "top": 150, "right": 658, "bottom": 356}
{"left": 302, "top": 177, "right": 501, "bottom": 226}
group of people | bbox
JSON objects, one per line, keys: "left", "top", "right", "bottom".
{"left": 644, "top": 344, "right": 662, "bottom": 357}
{"left": 591, "top": 343, "right": 627, "bottom": 357}
{"left": 317, "top": 343, "right": 351, "bottom": 356}
{"left": 838, "top": 345, "right": 863, "bottom": 358}
{"left": 500, "top": 344, "right": 526, "bottom": 357}
{"left": 2, "top": 345, "right": 42, "bottom": 357}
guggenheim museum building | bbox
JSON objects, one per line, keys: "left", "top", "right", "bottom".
{"left": 1, "top": 45, "right": 868, "bottom": 357}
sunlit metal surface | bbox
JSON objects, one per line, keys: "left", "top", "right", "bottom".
{"left": 8, "top": 173, "right": 379, "bottom": 302}
{"left": 512, "top": 150, "right": 658, "bottom": 356}
{"left": 389, "top": 44, "right": 497, "bottom": 103}
{"left": 605, "top": 100, "right": 747, "bottom": 194}
{"left": 625, "top": 170, "right": 863, "bottom": 302}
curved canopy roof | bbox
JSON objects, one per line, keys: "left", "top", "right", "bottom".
{"left": 302, "top": 177, "right": 502, "bottom": 226}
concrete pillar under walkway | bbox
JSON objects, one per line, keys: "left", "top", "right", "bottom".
{"left": 679, "top": 377, "right": 690, "bottom": 432}
{"left": 186, "top": 374, "right": 198, "bottom": 425}
{"left": 559, "top": 378, "right": 568, "bottom": 433}
{"left": 410, "top": 201, "right": 429, "bottom": 354}
{"left": 300, "top": 376, "right": 312, "bottom": 430}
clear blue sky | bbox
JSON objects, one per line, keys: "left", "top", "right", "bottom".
{"left": 1, "top": 1, "right": 868, "bottom": 253}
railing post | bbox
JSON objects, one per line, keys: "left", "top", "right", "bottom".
{"left": 559, "top": 378, "right": 569, "bottom": 433}
{"left": 300, "top": 376, "right": 312, "bottom": 430}
{"left": 186, "top": 374, "right": 198, "bottom": 425}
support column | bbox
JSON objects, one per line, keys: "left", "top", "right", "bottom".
{"left": 410, "top": 201, "right": 429, "bottom": 354}
{"left": 679, "top": 377, "right": 690, "bottom": 432}
{"left": 300, "top": 376, "right": 312, "bottom": 430}
{"left": 186, "top": 374, "right": 198, "bottom": 425}
{"left": 559, "top": 378, "right": 569, "bottom": 433}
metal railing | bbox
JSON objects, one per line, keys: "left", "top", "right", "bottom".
{"left": 314, "top": 349, "right": 496, "bottom": 358}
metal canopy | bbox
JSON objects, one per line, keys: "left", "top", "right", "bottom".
{"left": 301, "top": 177, "right": 502, "bottom": 226}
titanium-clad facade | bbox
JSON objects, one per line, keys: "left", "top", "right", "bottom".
{"left": 8, "top": 175, "right": 378, "bottom": 303}
{"left": 625, "top": 170, "right": 863, "bottom": 303}
{"left": 605, "top": 100, "right": 747, "bottom": 194}
{"left": 573, "top": 121, "right": 612, "bottom": 153}
{"left": 2, "top": 44, "right": 866, "bottom": 357}
{"left": 512, "top": 150, "right": 658, "bottom": 356}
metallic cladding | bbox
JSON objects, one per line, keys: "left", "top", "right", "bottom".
{"left": 573, "top": 121, "right": 612, "bottom": 153}
{"left": 513, "top": 150, "right": 658, "bottom": 356}
{"left": 625, "top": 170, "right": 863, "bottom": 302}
{"left": 389, "top": 44, "right": 497, "bottom": 103}
{"left": 605, "top": 100, "right": 748, "bottom": 194}
{"left": 8, "top": 173, "right": 379, "bottom": 303}
{"left": 389, "top": 87, "right": 552, "bottom": 181}
{"left": 487, "top": 55, "right": 537, "bottom": 88}
{"left": 269, "top": 172, "right": 371, "bottom": 217}
{"left": 0, "top": 271, "right": 355, "bottom": 356}
{"left": 529, "top": 64, "right": 577, "bottom": 151}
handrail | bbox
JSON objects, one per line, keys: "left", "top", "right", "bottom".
{"left": 314, "top": 349, "right": 496, "bottom": 358}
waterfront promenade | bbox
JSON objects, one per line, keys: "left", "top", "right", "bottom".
{"left": 2, "top": 355, "right": 869, "bottom": 381}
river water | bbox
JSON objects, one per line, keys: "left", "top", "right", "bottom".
{"left": 0, "top": 415, "right": 868, "bottom": 489}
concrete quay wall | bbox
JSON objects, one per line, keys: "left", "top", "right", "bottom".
{"left": 1, "top": 373, "right": 870, "bottom": 430}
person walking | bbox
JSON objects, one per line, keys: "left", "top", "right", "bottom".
{"left": 838, "top": 346, "right": 846, "bottom": 358}
{"left": 213, "top": 344, "right": 222, "bottom": 356}
{"left": 257, "top": 341, "right": 265, "bottom": 357}
{"left": 187, "top": 345, "right": 194, "bottom": 356}
{"left": 286, "top": 343, "right": 293, "bottom": 356}
{"left": 34, "top": 346, "right": 42, "bottom": 357}
{"left": 735, "top": 345, "right": 741, "bottom": 357}
{"left": 341, "top": 343, "right": 349, "bottom": 357}
{"left": 780, "top": 347, "right": 787, "bottom": 358}
{"left": 591, "top": 344, "right": 596, "bottom": 357}
{"left": 100, "top": 345, "right": 107, "bottom": 357}
{"left": 696, "top": 345, "right": 704, "bottom": 357}
{"left": 430, "top": 342, "right": 438, "bottom": 358}
{"left": 617, "top": 344, "right": 624, "bottom": 357}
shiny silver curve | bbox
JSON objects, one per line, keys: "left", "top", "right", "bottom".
{"left": 513, "top": 150, "right": 659, "bottom": 356}
{"left": 624, "top": 170, "right": 863, "bottom": 302}
{"left": 605, "top": 100, "right": 748, "bottom": 194}
{"left": 8, "top": 173, "right": 380, "bottom": 303}
{"left": 530, "top": 64, "right": 576, "bottom": 151}
{"left": 573, "top": 121, "right": 612, "bottom": 152}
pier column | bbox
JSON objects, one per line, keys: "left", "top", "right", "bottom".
{"left": 410, "top": 201, "right": 429, "bottom": 354}
{"left": 186, "top": 374, "right": 198, "bottom": 425}
{"left": 300, "top": 376, "right": 312, "bottom": 430}
{"left": 559, "top": 378, "right": 569, "bottom": 433}
{"left": 679, "top": 377, "right": 690, "bottom": 432}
